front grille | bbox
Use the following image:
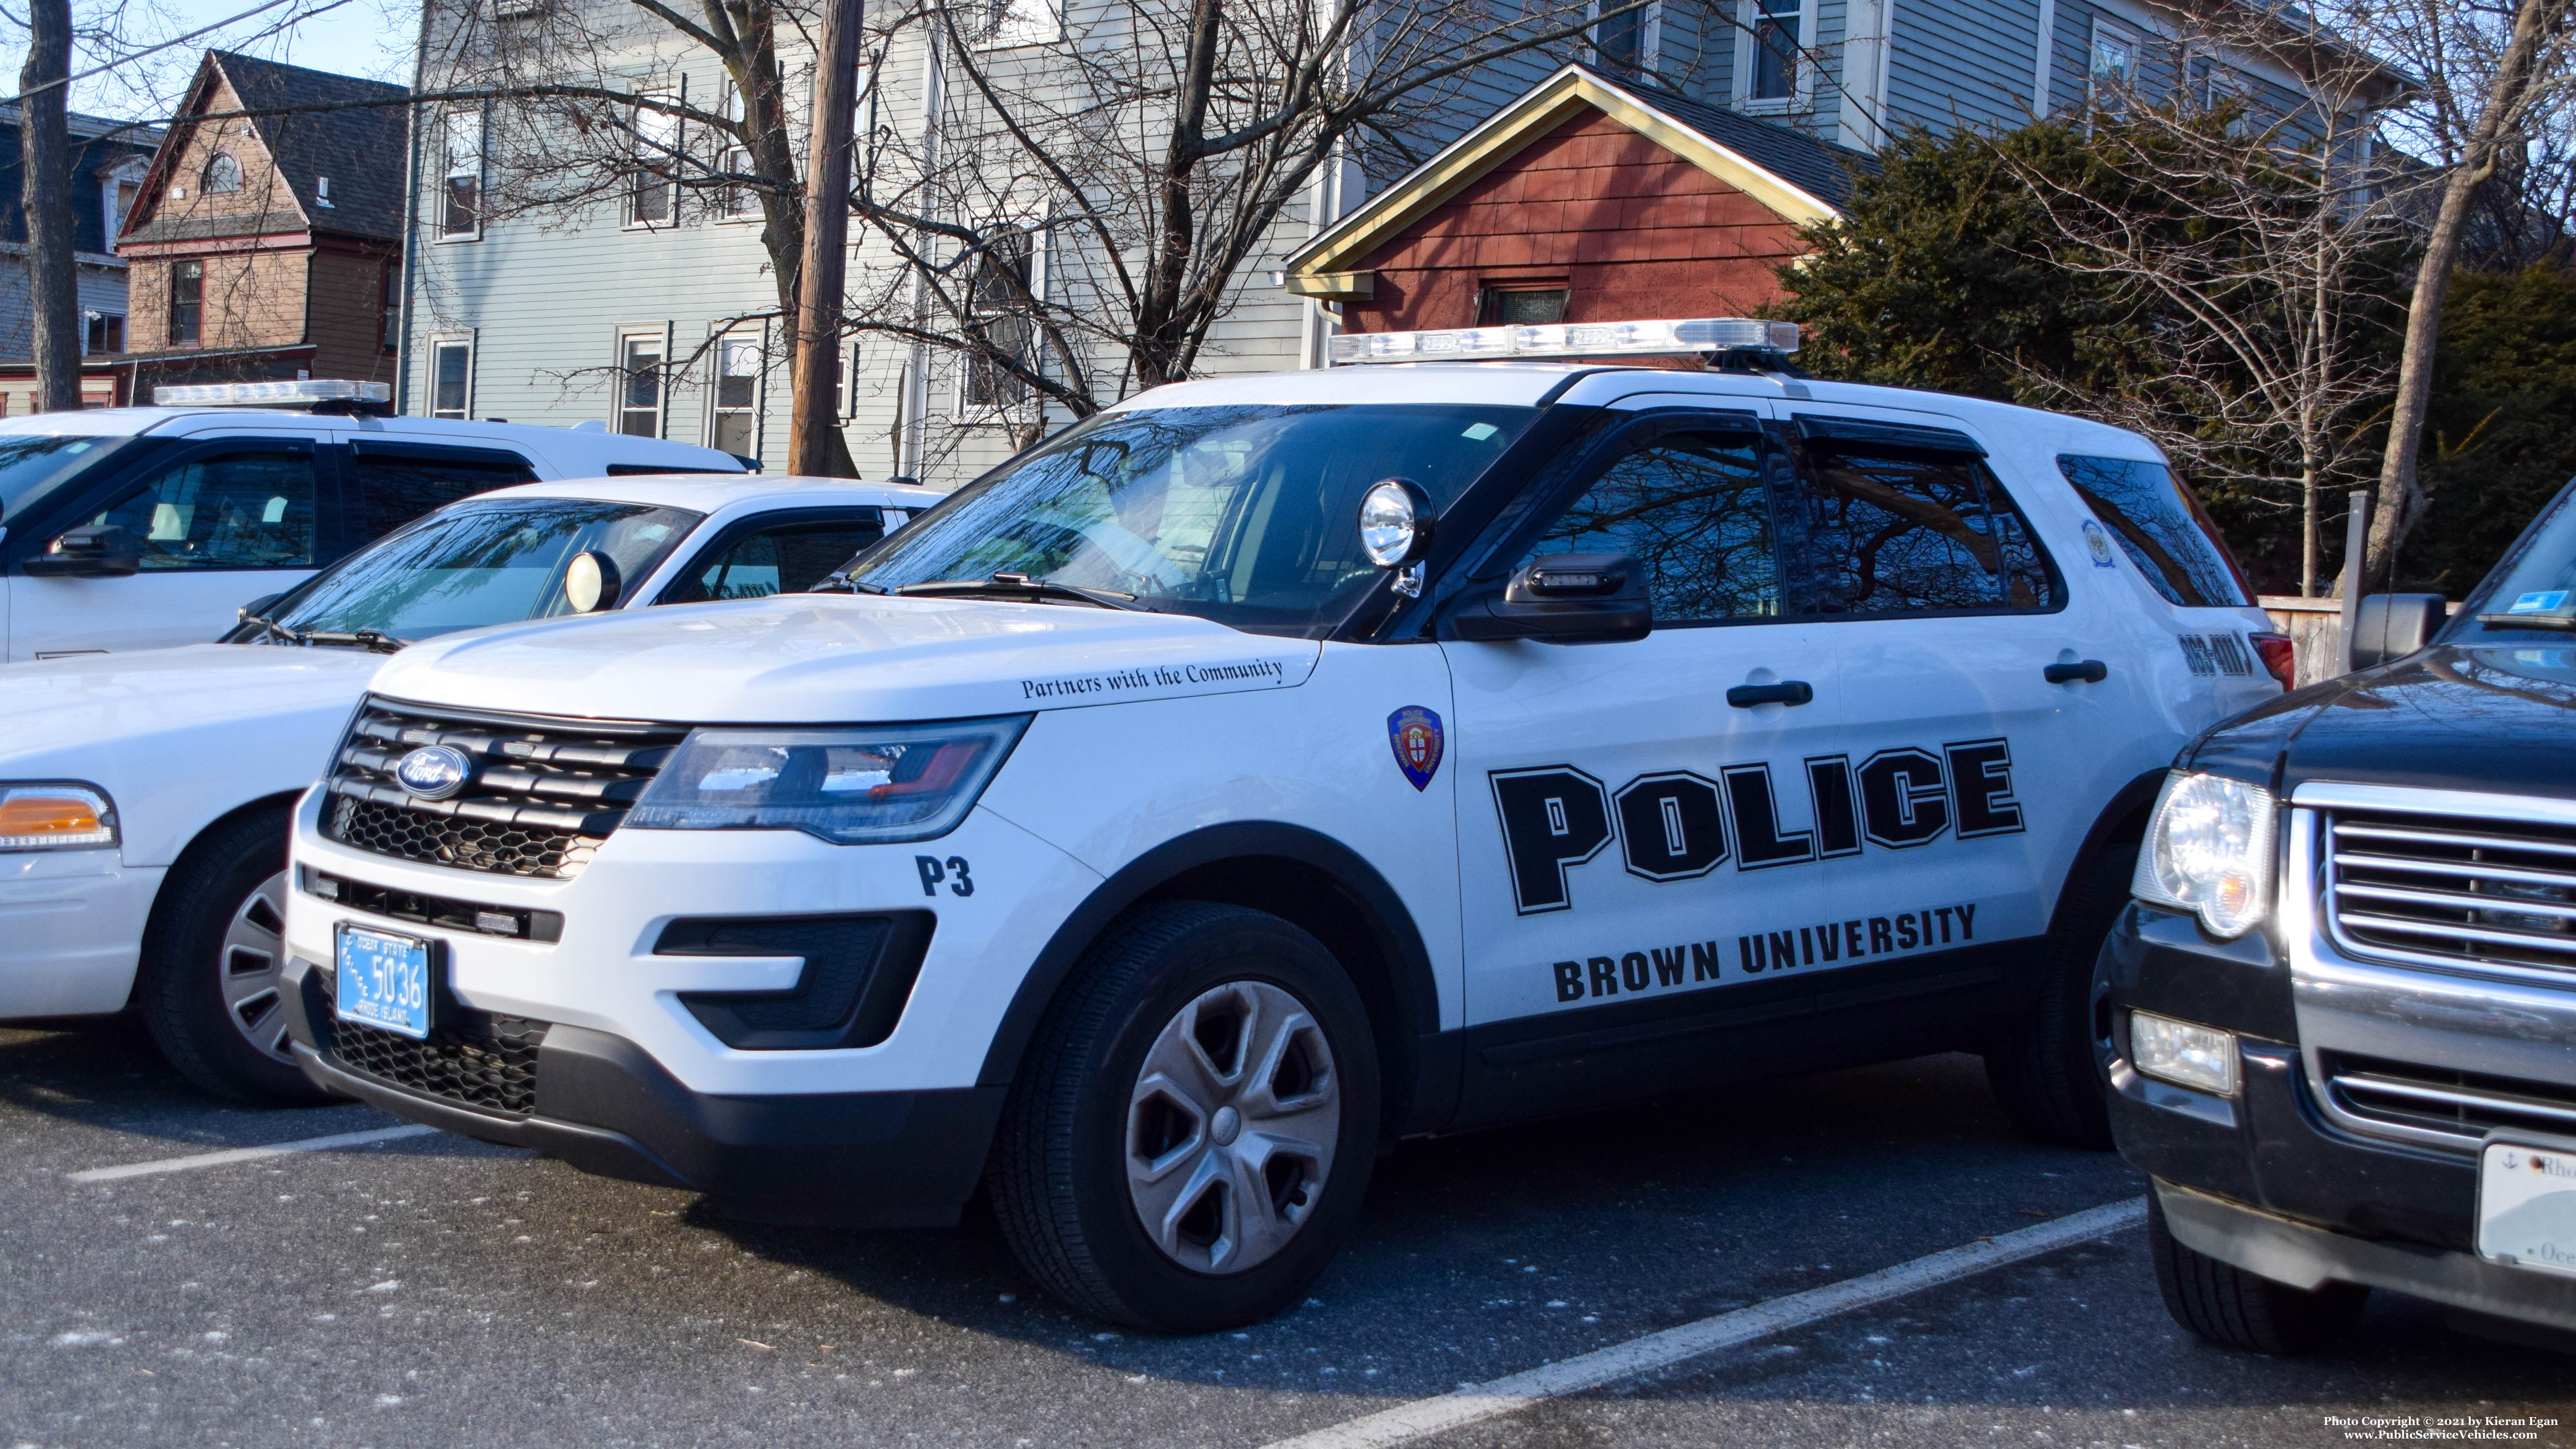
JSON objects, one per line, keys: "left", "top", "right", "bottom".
{"left": 317, "top": 968, "right": 546, "bottom": 1116}
{"left": 2322, "top": 807, "right": 2576, "bottom": 979}
{"left": 2322, "top": 1051, "right": 2576, "bottom": 1148}
{"left": 323, "top": 699, "right": 687, "bottom": 879}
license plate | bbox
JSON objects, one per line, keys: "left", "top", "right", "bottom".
{"left": 2476, "top": 1139, "right": 2576, "bottom": 1279}
{"left": 334, "top": 925, "right": 434, "bottom": 1041}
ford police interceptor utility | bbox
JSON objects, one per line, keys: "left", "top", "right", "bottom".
{"left": 275, "top": 319, "right": 2288, "bottom": 1331}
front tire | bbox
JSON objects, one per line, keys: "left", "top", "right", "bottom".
{"left": 992, "top": 902, "right": 1381, "bottom": 1333}
{"left": 1985, "top": 843, "right": 2135, "bottom": 1149}
{"left": 136, "top": 808, "right": 334, "bottom": 1106}
{"left": 2148, "top": 1191, "right": 2367, "bottom": 1353}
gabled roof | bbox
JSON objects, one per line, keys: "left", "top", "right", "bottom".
{"left": 119, "top": 50, "right": 407, "bottom": 247}
{"left": 1284, "top": 64, "right": 1874, "bottom": 288}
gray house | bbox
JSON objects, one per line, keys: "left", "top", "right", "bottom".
{"left": 0, "top": 107, "right": 162, "bottom": 411}
{"left": 394, "top": 0, "right": 2340, "bottom": 487}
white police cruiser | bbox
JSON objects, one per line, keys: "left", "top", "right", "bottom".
{"left": 277, "top": 320, "right": 2288, "bottom": 1331}
{"left": 0, "top": 380, "right": 744, "bottom": 661}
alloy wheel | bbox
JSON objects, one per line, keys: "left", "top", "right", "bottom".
{"left": 219, "top": 871, "right": 294, "bottom": 1065}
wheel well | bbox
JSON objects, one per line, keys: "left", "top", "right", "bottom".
{"left": 1134, "top": 857, "right": 1421, "bottom": 1143}
{"left": 127, "top": 792, "right": 301, "bottom": 1009}
{"left": 2047, "top": 769, "right": 2162, "bottom": 943}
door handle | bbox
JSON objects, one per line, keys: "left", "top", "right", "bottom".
{"left": 2045, "top": 660, "right": 2109, "bottom": 684}
{"left": 1726, "top": 680, "right": 1814, "bottom": 708}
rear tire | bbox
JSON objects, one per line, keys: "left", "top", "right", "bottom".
{"left": 2148, "top": 1191, "right": 2368, "bottom": 1354}
{"left": 136, "top": 808, "right": 334, "bottom": 1106}
{"left": 992, "top": 902, "right": 1381, "bottom": 1333}
{"left": 1985, "top": 843, "right": 2135, "bottom": 1149}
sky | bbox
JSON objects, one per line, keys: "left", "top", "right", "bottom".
{"left": 2, "top": 0, "right": 418, "bottom": 124}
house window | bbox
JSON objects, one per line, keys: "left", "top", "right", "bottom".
{"left": 630, "top": 95, "right": 679, "bottom": 226}
{"left": 619, "top": 334, "right": 665, "bottom": 436}
{"left": 84, "top": 312, "right": 124, "bottom": 354}
{"left": 102, "top": 167, "right": 143, "bottom": 240}
{"left": 431, "top": 340, "right": 472, "bottom": 419}
{"left": 718, "top": 88, "right": 760, "bottom": 220}
{"left": 441, "top": 109, "right": 483, "bottom": 238}
{"left": 381, "top": 263, "right": 401, "bottom": 353}
{"left": 980, "top": 0, "right": 1059, "bottom": 46}
{"left": 962, "top": 228, "right": 1034, "bottom": 409}
{"left": 203, "top": 152, "right": 242, "bottom": 194}
{"left": 712, "top": 335, "right": 760, "bottom": 455}
{"left": 1749, "top": 0, "right": 1803, "bottom": 102}
{"left": 170, "top": 259, "right": 204, "bottom": 347}
{"left": 2090, "top": 23, "right": 2136, "bottom": 112}
{"left": 1477, "top": 282, "right": 1570, "bottom": 327}
{"left": 1592, "top": 0, "right": 1658, "bottom": 71}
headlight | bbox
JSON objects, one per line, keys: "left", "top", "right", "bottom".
{"left": 625, "top": 717, "right": 1029, "bottom": 845}
{"left": 2133, "top": 771, "right": 2277, "bottom": 938}
{"left": 0, "top": 782, "right": 118, "bottom": 851}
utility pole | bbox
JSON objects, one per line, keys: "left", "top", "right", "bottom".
{"left": 788, "top": 0, "right": 862, "bottom": 476}
{"left": 19, "top": 0, "right": 77, "bottom": 413}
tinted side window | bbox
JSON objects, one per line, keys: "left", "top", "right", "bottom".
{"left": 91, "top": 450, "right": 315, "bottom": 569}
{"left": 663, "top": 517, "right": 884, "bottom": 604}
{"left": 1518, "top": 430, "right": 1779, "bottom": 624}
{"left": 1793, "top": 444, "right": 2056, "bottom": 615}
{"left": 348, "top": 449, "right": 539, "bottom": 543}
{"left": 2055, "top": 455, "right": 2248, "bottom": 608}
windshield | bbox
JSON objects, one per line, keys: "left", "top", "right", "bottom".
{"left": 251, "top": 497, "right": 702, "bottom": 643}
{"left": 843, "top": 403, "right": 1540, "bottom": 636}
{"left": 0, "top": 434, "right": 137, "bottom": 524}
{"left": 2459, "top": 483, "right": 2576, "bottom": 640}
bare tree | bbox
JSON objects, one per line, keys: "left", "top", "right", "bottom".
{"left": 2002, "top": 8, "right": 2409, "bottom": 596}
{"left": 2336, "top": 0, "right": 2576, "bottom": 584}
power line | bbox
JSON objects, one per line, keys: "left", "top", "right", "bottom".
{"left": 0, "top": 0, "right": 354, "bottom": 107}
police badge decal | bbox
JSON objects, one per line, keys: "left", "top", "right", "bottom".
{"left": 1387, "top": 706, "right": 1445, "bottom": 791}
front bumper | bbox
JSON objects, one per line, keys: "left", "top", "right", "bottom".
{"left": 278, "top": 952, "right": 1002, "bottom": 1225}
{"left": 0, "top": 848, "right": 164, "bottom": 1018}
{"left": 2102, "top": 901, "right": 2576, "bottom": 1327}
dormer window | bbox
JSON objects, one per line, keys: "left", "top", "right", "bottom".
{"left": 204, "top": 152, "right": 242, "bottom": 194}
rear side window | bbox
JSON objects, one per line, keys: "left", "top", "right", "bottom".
{"left": 662, "top": 515, "right": 885, "bottom": 604}
{"left": 2055, "top": 455, "right": 2249, "bottom": 608}
{"left": 346, "top": 446, "right": 539, "bottom": 543}
{"left": 1790, "top": 444, "right": 2057, "bottom": 615}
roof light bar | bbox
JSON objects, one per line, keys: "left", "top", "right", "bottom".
{"left": 152, "top": 380, "right": 394, "bottom": 407}
{"left": 1328, "top": 317, "right": 1799, "bottom": 366}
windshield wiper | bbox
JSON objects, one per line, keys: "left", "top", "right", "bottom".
{"left": 237, "top": 610, "right": 300, "bottom": 646}
{"left": 292, "top": 628, "right": 411, "bottom": 654}
{"left": 893, "top": 572, "right": 1144, "bottom": 611}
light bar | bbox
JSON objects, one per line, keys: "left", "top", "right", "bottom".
{"left": 1328, "top": 317, "right": 1799, "bottom": 366}
{"left": 153, "top": 380, "right": 394, "bottom": 407}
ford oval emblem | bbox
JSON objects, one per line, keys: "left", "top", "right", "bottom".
{"left": 393, "top": 744, "right": 475, "bottom": 800}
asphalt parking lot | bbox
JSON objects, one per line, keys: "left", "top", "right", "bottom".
{"left": 2, "top": 1020, "right": 2570, "bottom": 1449}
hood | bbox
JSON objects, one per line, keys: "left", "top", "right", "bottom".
{"left": 2194, "top": 643, "right": 2576, "bottom": 801}
{"left": 366, "top": 594, "right": 1323, "bottom": 724}
{"left": 0, "top": 644, "right": 382, "bottom": 768}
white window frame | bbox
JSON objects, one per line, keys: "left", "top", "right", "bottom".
{"left": 956, "top": 225, "right": 1043, "bottom": 417}
{"left": 2089, "top": 20, "right": 2137, "bottom": 114}
{"left": 626, "top": 90, "right": 682, "bottom": 229}
{"left": 715, "top": 84, "right": 762, "bottom": 223}
{"left": 428, "top": 335, "right": 475, "bottom": 420}
{"left": 707, "top": 328, "right": 766, "bottom": 457}
{"left": 1735, "top": 0, "right": 1813, "bottom": 112}
{"left": 1588, "top": 0, "right": 1662, "bottom": 72}
{"left": 99, "top": 158, "right": 147, "bottom": 245}
{"left": 438, "top": 107, "right": 484, "bottom": 242}
{"left": 975, "top": 0, "right": 1061, "bottom": 49}
{"left": 614, "top": 326, "right": 670, "bottom": 437}
{"left": 81, "top": 309, "right": 124, "bottom": 355}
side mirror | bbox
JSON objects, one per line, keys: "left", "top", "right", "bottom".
{"left": 2351, "top": 592, "right": 2447, "bottom": 670}
{"left": 1448, "top": 551, "right": 1652, "bottom": 644}
{"left": 23, "top": 523, "right": 140, "bottom": 578}
{"left": 563, "top": 549, "right": 623, "bottom": 613}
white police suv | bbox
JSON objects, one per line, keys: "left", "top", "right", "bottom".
{"left": 0, "top": 380, "right": 744, "bottom": 661}
{"left": 277, "top": 320, "right": 2288, "bottom": 1331}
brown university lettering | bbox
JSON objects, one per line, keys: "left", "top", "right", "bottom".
{"left": 1549, "top": 901, "right": 1983, "bottom": 1003}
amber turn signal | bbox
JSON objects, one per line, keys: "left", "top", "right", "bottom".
{"left": 0, "top": 783, "right": 117, "bottom": 850}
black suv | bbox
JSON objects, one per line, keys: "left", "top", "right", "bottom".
{"left": 2103, "top": 480, "right": 2576, "bottom": 1351}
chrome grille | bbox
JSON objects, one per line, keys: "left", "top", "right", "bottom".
{"left": 323, "top": 699, "right": 687, "bottom": 879}
{"left": 2323, "top": 807, "right": 2576, "bottom": 979}
{"left": 2322, "top": 1052, "right": 2576, "bottom": 1148}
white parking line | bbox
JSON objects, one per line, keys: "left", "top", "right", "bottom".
{"left": 1259, "top": 1195, "right": 2149, "bottom": 1449}
{"left": 65, "top": 1124, "right": 443, "bottom": 1184}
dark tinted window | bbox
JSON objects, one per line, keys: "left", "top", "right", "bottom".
{"left": 2056, "top": 455, "right": 2248, "bottom": 607}
{"left": 1792, "top": 444, "right": 2056, "bottom": 615}
{"left": 665, "top": 516, "right": 884, "bottom": 603}
{"left": 0, "top": 434, "right": 130, "bottom": 524}
{"left": 92, "top": 450, "right": 315, "bottom": 569}
{"left": 1521, "top": 430, "right": 1778, "bottom": 623}
{"left": 348, "top": 449, "right": 539, "bottom": 543}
